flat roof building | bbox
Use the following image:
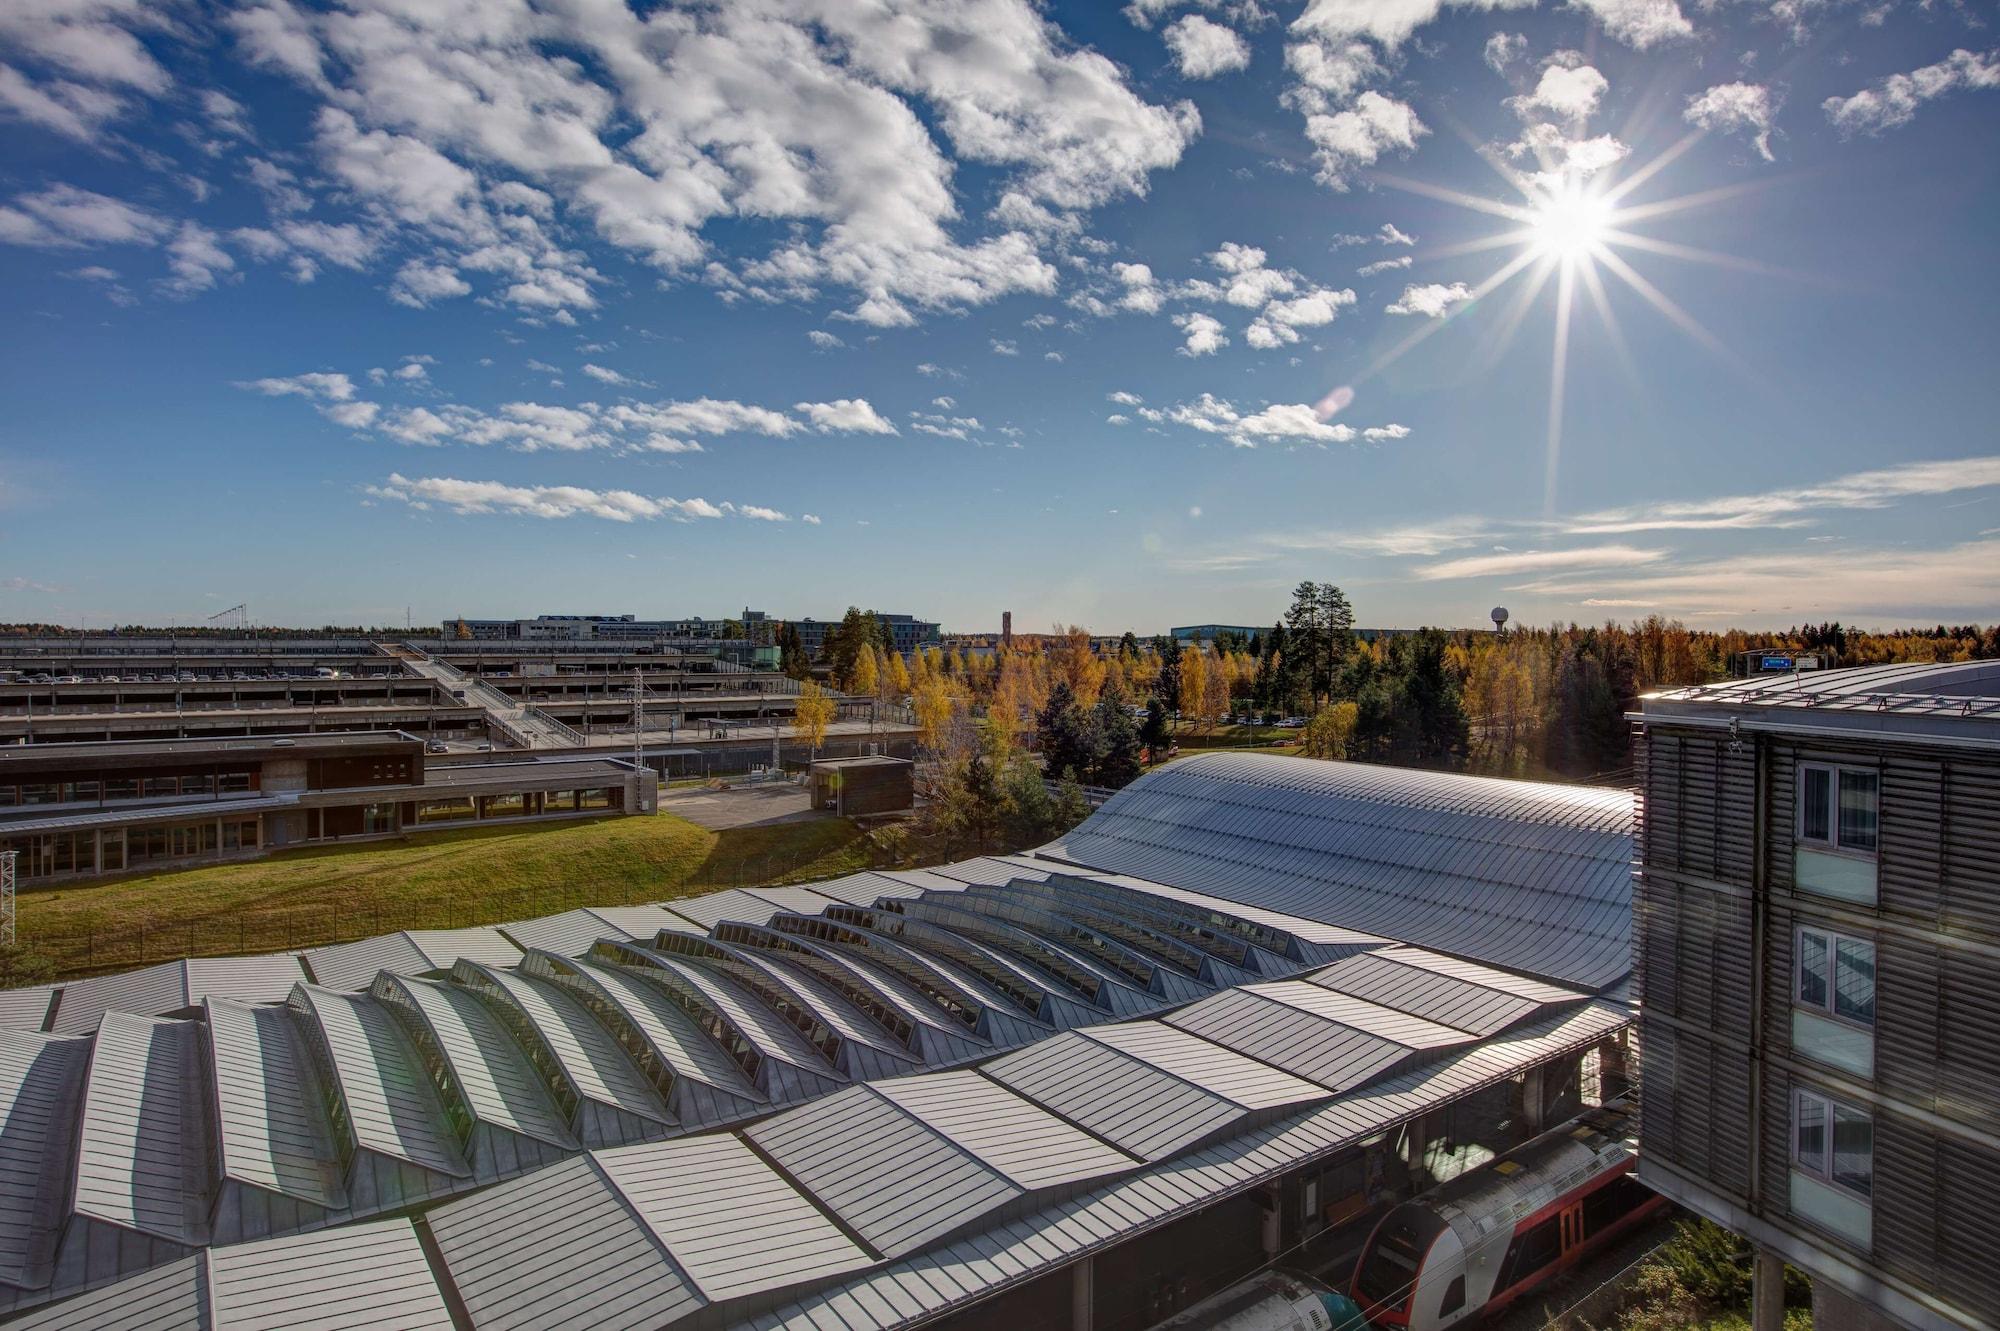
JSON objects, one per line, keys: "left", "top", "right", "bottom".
{"left": 1635, "top": 661, "right": 2000, "bottom": 1331}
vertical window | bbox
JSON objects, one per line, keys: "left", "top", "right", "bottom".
{"left": 1799, "top": 766, "right": 1832, "bottom": 842}
{"left": 1794, "top": 926, "right": 1874, "bottom": 1027}
{"left": 1837, "top": 770, "right": 1878, "bottom": 851}
{"left": 1797, "top": 930, "right": 1828, "bottom": 1008}
{"left": 1798, "top": 762, "right": 1878, "bottom": 854}
{"left": 1834, "top": 938, "right": 1875, "bottom": 1024}
{"left": 1438, "top": 1275, "right": 1466, "bottom": 1317}
{"left": 1794, "top": 1089, "right": 1872, "bottom": 1200}
{"left": 1794, "top": 1092, "right": 1827, "bottom": 1175}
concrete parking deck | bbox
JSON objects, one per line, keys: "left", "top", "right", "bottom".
{"left": 660, "top": 784, "right": 823, "bottom": 829}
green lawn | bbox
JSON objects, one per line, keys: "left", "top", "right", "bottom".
{"left": 20, "top": 811, "right": 885, "bottom": 979}
{"left": 1168, "top": 724, "right": 1303, "bottom": 753}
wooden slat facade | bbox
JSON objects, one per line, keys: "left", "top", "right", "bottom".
{"left": 1637, "top": 718, "right": 2000, "bottom": 1330}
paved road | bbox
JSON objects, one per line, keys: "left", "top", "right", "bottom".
{"left": 662, "top": 784, "right": 824, "bottom": 829}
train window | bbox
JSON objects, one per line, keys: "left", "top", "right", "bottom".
{"left": 1580, "top": 1174, "right": 1653, "bottom": 1238}
{"left": 1356, "top": 1213, "right": 1430, "bottom": 1310}
{"left": 1496, "top": 1217, "right": 1561, "bottom": 1292}
{"left": 1438, "top": 1275, "right": 1465, "bottom": 1317}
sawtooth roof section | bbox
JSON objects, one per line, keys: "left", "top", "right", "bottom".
{"left": 302, "top": 928, "right": 521, "bottom": 992}
{"left": 1165, "top": 981, "right": 1476, "bottom": 1092}
{"left": 0, "top": 1032, "right": 91, "bottom": 1290}
{"left": 746, "top": 1070, "right": 1135, "bottom": 1259}
{"left": 0, "top": 986, "right": 55, "bottom": 1034}
{"left": 72, "top": 1011, "right": 212, "bottom": 1245}
{"left": 986, "top": 1021, "right": 1329, "bottom": 1161}
{"left": 369, "top": 975, "right": 577, "bottom": 1154}
{"left": 666, "top": 886, "right": 843, "bottom": 932}
{"left": 497, "top": 905, "right": 701, "bottom": 957}
{"left": 204, "top": 1000, "right": 341, "bottom": 1211}
{"left": 1306, "top": 945, "right": 1583, "bottom": 1036}
{"left": 445, "top": 963, "right": 673, "bottom": 1136}
{"left": 284, "top": 986, "right": 467, "bottom": 1179}
{"left": 732, "top": 991, "right": 1635, "bottom": 1331}
{"left": 1047, "top": 753, "right": 1634, "bottom": 989}
{"left": 6, "top": 1217, "right": 453, "bottom": 1331}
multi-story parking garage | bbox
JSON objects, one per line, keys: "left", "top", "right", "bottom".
{"left": 0, "top": 635, "right": 917, "bottom": 776}
{"left": 0, "top": 754, "right": 1636, "bottom": 1330}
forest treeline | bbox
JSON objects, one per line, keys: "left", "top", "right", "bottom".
{"left": 814, "top": 593, "right": 1998, "bottom": 788}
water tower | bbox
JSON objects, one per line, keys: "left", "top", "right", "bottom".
{"left": 1491, "top": 606, "right": 1509, "bottom": 635}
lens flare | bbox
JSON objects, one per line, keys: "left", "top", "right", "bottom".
{"left": 1529, "top": 186, "right": 1612, "bottom": 262}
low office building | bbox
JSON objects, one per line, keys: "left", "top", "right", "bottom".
{"left": 1635, "top": 661, "right": 2000, "bottom": 1331}
{"left": 790, "top": 612, "right": 941, "bottom": 659}
{"left": 0, "top": 732, "right": 655, "bottom": 883}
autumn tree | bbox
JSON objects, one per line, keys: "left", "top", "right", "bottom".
{"left": 1300, "top": 701, "right": 1359, "bottom": 760}
{"left": 1177, "top": 644, "right": 1206, "bottom": 733}
{"left": 791, "top": 680, "right": 835, "bottom": 761}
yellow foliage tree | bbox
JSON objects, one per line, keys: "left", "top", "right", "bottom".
{"left": 913, "top": 675, "right": 957, "bottom": 753}
{"left": 886, "top": 648, "right": 912, "bottom": 698}
{"left": 1177, "top": 644, "right": 1206, "bottom": 733}
{"left": 792, "top": 681, "right": 835, "bottom": 759}
{"left": 1300, "top": 701, "right": 1359, "bottom": 760}
{"left": 851, "top": 645, "right": 879, "bottom": 697}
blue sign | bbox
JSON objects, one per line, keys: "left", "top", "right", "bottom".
{"left": 1760, "top": 655, "right": 1795, "bottom": 670}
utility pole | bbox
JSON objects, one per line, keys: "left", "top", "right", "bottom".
{"left": 632, "top": 668, "right": 644, "bottom": 778}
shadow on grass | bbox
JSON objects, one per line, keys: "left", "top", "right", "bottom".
{"left": 689, "top": 819, "right": 876, "bottom": 891}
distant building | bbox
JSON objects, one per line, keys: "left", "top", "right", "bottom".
{"left": 1635, "top": 661, "right": 2000, "bottom": 1331}
{"left": 1169, "top": 625, "right": 1265, "bottom": 645}
{"left": 807, "top": 755, "right": 914, "bottom": 817}
{"left": 0, "top": 732, "right": 654, "bottom": 884}
{"left": 791, "top": 612, "right": 940, "bottom": 659}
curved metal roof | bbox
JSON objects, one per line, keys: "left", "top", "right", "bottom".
{"left": 0, "top": 754, "right": 1640, "bottom": 1323}
{"left": 1049, "top": 753, "right": 1635, "bottom": 988}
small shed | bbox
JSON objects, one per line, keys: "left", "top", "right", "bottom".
{"left": 808, "top": 755, "right": 914, "bottom": 817}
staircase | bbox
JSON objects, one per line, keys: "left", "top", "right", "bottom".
{"left": 389, "top": 644, "right": 583, "bottom": 750}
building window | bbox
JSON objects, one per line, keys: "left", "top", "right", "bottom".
{"left": 1797, "top": 927, "right": 1874, "bottom": 1026}
{"left": 1794, "top": 1089, "right": 1872, "bottom": 1199}
{"left": 1798, "top": 763, "right": 1878, "bottom": 854}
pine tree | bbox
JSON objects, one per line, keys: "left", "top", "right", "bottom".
{"left": 1091, "top": 687, "right": 1144, "bottom": 788}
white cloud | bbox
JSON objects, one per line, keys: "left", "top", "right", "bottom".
{"left": 909, "top": 412, "right": 986, "bottom": 441}
{"left": 323, "top": 401, "right": 381, "bottom": 429}
{"left": 0, "top": 65, "right": 127, "bottom": 143}
{"left": 237, "top": 372, "right": 356, "bottom": 402}
{"left": 1163, "top": 15, "right": 1251, "bottom": 79}
{"left": 1107, "top": 414, "right": 1131, "bottom": 425}
{"left": 1112, "top": 261, "right": 1164, "bottom": 313}
{"left": 1357, "top": 255, "right": 1412, "bottom": 276}
{"left": 1378, "top": 223, "right": 1416, "bottom": 246}
{"left": 1567, "top": 0, "right": 1694, "bottom": 50}
{"left": 802, "top": 513, "right": 822, "bottom": 524}
{"left": 1386, "top": 281, "right": 1472, "bottom": 317}
{"left": 1362, "top": 423, "right": 1411, "bottom": 442}
{"left": 607, "top": 399, "right": 802, "bottom": 439}
{"left": 1484, "top": 32, "right": 1528, "bottom": 73}
{"left": 807, "top": 330, "right": 843, "bottom": 349}
{"left": 368, "top": 473, "right": 749, "bottom": 523}
{"left": 1246, "top": 285, "right": 1357, "bottom": 348}
{"left": 1163, "top": 392, "right": 1359, "bottom": 448}
{"left": 0, "top": 183, "right": 170, "bottom": 248}
{"left": 1264, "top": 517, "right": 1494, "bottom": 557}
{"left": 390, "top": 260, "right": 471, "bottom": 307}
{"left": 1824, "top": 48, "right": 2000, "bottom": 135}
{"left": 1514, "top": 538, "right": 2000, "bottom": 621}
{"left": 1563, "top": 456, "right": 2000, "bottom": 533}
{"left": 733, "top": 504, "right": 789, "bottom": 522}
{"left": 582, "top": 363, "right": 634, "bottom": 386}
{"left": 1109, "top": 390, "right": 1144, "bottom": 405}
{"left": 1300, "top": 91, "right": 1428, "bottom": 189}
{"left": 1175, "top": 311, "right": 1229, "bottom": 356}
{"left": 1510, "top": 63, "right": 1609, "bottom": 122}
{"left": 392, "top": 361, "right": 428, "bottom": 382}
{"left": 933, "top": 395, "right": 957, "bottom": 409}
{"left": 1416, "top": 544, "right": 1666, "bottom": 580}
{"left": 0, "top": 3, "right": 170, "bottom": 94}
{"left": 795, "top": 399, "right": 898, "bottom": 435}
{"left": 990, "top": 339, "right": 1020, "bottom": 356}
{"left": 1686, "top": 82, "right": 1780, "bottom": 161}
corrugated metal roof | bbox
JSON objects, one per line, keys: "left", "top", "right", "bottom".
{"left": 372, "top": 976, "right": 576, "bottom": 1152}
{"left": 427, "top": 1153, "right": 701, "bottom": 1331}
{"left": 1049, "top": 753, "right": 1633, "bottom": 989}
{"left": 1306, "top": 946, "right": 1578, "bottom": 1036}
{"left": 0, "top": 986, "right": 55, "bottom": 1034}
{"left": 593, "top": 1133, "right": 874, "bottom": 1300}
{"left": 448, "top": 964, "right": 670, "bottom": 1130}
{"left": 874, "top": 1070, "right": 1137, "bottom": 1189}
{"left": 1165, "top": 981, "right": 1474, "bottom": 1092}
{"left": 0, "top": 1032, "right": 90, "bottom": 1289}
{"left": 205, "top": 999, "right": 341, "bottom": 1210}
{"left": 72, "top": 1011, "right": 209, "bottom": 1244}
{"left": 286, "top": 986, "right": 467, "bottom": 1178}
{"left": 5, "top": 1218, "right": 453, "bottom": 1331}
{"left": 303, "top": 928, "right": 520, "bottom": 991}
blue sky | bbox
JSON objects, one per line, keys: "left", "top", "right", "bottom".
{"left": 1, "top": 0, "right": 1996, "bottom": 634}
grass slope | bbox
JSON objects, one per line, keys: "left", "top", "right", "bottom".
{"left": 22, "top": 811, "right": 881, "bottom": 978}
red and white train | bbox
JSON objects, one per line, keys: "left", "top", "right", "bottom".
{"left": 1349, "top": 1100, "right": 1664, "bottom": 1330}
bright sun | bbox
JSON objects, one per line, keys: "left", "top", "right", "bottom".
{"left": 1529, "top": 186, "right": 1613, "bottom": 262}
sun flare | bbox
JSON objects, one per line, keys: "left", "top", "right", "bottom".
{"left": 1528, "top": 186, "right": 1613, "bottom": 262}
